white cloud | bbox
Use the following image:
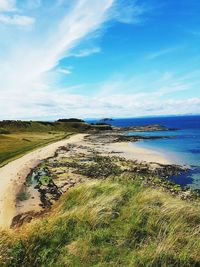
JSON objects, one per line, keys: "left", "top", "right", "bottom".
{"left": 69, "top": 47, "right": 101, "bottom": 57}
{"left": 0, "top": 0, "right": 114, "bottom": 79}
{"left": 0, "top": 0, "right": 36, "bottom": 26}
{"left": 0, "top": 0, "right": 41, "bottom": 12}
{"left": 0, "top": 0, "right": 15, "bottom": 11}
{"left": 0, "top": 66, "right": 199, "bottom": 119}
{"left": 0, "top": 0, "right": 198, "bottom": 120}
{"left": 0, "top": 87, "right": 199, "bottom": 120}
{"left": 0, "top": 14, "right": 35, "bottom": 25}
{"left": 112, "top": 0, "right": 149, "bottom": 24}
{"left": 97, "top": 70, "right": 195, "bottom": 98}
{"left": 0, "top": 0, "right": 115, "bottom": 119}
{"left": 58, "top": 68, "right": 72, "bottom": 75}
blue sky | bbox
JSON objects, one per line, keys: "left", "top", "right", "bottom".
{"left": 0, "top": 0, "right": 199, "bottom": 119}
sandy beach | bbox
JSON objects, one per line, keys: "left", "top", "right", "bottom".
{"left": 0, "top": 132, "right": 173, "bottom": 229}
{"left": 105, "top": 142, "right": 172, "bottom": 165}
{"left": 0, "top": 133, "right": 86, "bottom": 229}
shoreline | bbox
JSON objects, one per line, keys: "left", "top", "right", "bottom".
{"left": 131, "top": 140, "right": 187, "bottom": 165}
{"left": 104, "top": 141, "right": 172, "bottom": 165}
{"left": 0, "top": 133, "right": 86, "bottom": 229}
{"left": 0, "top": 131, "right": 186, "bottom": 229}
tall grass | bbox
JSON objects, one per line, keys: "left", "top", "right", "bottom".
{"left": 1, "top": 178, "right": 200, "bottom": 266}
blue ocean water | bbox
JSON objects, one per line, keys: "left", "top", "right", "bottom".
{"left": 88, "top": 116, "right": 200, "bottom": 189}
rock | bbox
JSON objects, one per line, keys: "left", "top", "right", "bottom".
{"left": 11, "top": 213, "right": 33, "bottom": 228}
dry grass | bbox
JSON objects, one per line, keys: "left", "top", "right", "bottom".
{"left": 1, "top": 178, "right": 200, "bottom": 266}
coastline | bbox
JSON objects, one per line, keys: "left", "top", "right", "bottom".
{"left": 0, "top": 131, "right": 185, "bottom": 229}
{"left": 0, "top": 133, "right": 86, "bottom": 229}
{"left": 104, "top": 141, "right": 172, "bottom": 165}
{"left": 133, "top": 141, "right": 187, "bottom": 165}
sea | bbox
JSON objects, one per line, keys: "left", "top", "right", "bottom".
{"left": 87, "top": 115, "right": 200, "bottom": 189}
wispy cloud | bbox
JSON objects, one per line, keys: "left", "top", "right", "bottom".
{"left": 0, "top": 14, "right": 35, "bottom": 25}
{"left": 1, "top": 89, "right": 198, "bottom": 120}
{"left": 0, "top": 0, "right": 198, "bottom": 119}
{"left": 0, "top": 0, "right": 115, "bottom": 78}
{"left": 1, "top": 67, "right": 199, "bottom": 119}
{"left": 111, "top": 0, "right": 150, "bottom": 24}
{"left": 0, "top": 0, "right": 41, "bottom": 11}
{"left": 0, "top": 0, "right": 116, "bottom": 118}
{"left": 146, "top": 47, "right": 179, "bottom": 60}
{"left": 0, "top": 0, "right": 36, "bottom": 26}
{"left": 0, "top": 0, "right": 16, "bottom": 12}
{"left": 69, "top": 47, "right": 101, "bottom": 58}
{"left": 57, "top": 67, "right": 72, "bottom": 75}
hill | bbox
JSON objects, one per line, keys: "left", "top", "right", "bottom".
{"left": 0, "top": 120, "right": 89, "bottom": 133}
{"left": 0, "top": 119, "right": 113, "bottom": 166}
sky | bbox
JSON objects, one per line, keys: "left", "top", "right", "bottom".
{"left": 0, "top": 0, "right": 200, "bottom": 120}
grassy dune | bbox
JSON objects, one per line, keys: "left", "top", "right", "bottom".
{"left": 1, "top": 178, "right": 200, "bottom": 266}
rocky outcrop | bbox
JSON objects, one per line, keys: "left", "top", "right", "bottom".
{"left": 115, "top": 135, "right": 174, "bottom": 142}
{"left": 120, "top": 124, "right": 178, "bottom": 132}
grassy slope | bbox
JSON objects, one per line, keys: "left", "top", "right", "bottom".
{"left": 0, "top": 121, "right": 90, "bottom": 133}
{"left": 0, "top": 120, "right": 88, "bottom": 166}
{"left": 0, "top": 120, "right": 110, "bottom": 166}
{"left": 1, "top": 178, "right": 200, "bottom": 267}
{"left": 0, "top": 132, "right": 72, "bottom": 167}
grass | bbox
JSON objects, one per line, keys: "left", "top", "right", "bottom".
{"left": 39, "top": 175, "right": 52, "bottom": 185}
{"left": 0, "top": 121, "right": 199, "bottom": 266}
{"left": 0, "top": 132, "right": 73, "bottom": 167}
{"left": 1, "top": 177, "right": 200, "bottom": 266}
{"left": 0, "top": 119, "right": 106, "bottom": 166}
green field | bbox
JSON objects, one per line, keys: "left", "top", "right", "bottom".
{"left": 0, "top": 120, "right": 110, "bottom": 166}
{"left": 1, "top": 177, "right": 200, "bottom": 266}
{"left": 0, "top": 120, "right": 83, "bottom": 166}
{"left": 0, "top": 132, "right": 72, "bottom": 167}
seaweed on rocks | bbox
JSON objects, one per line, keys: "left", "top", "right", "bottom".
{"left": 74, "top": 155, "right": 122, "bottom": 179}
{"left": 13, "top": 130, "right": 194, "bottom": 229}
